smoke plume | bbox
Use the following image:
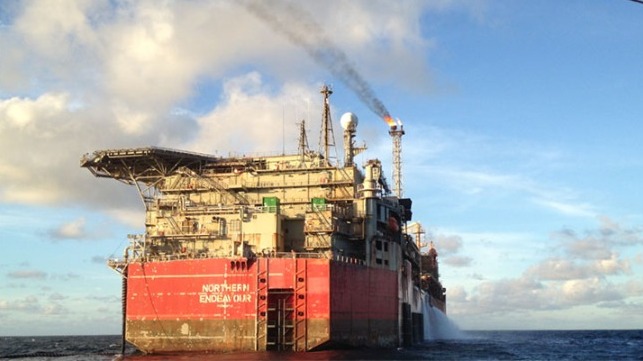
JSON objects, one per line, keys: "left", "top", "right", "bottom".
{"left": 242, "top": 0, "right": 393, "bottom": 124}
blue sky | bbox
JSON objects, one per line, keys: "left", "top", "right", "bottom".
{"left": 1, "top": 0, "right": 642, "bottom": 335}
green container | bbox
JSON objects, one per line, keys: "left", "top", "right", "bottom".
{"left": 311, "top": 197, "right": 326, "bottom": 211}
{"left": 263, "top": 197, "right": 280, "bottom": 213}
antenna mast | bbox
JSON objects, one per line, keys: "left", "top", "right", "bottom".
{"left": 297, "top": 120, "right": 310, "bottom": 167}
{"left": 389, "top": 120, "right": 405, "bottom": 197}
{"left": 319, "top": 84, "right": 337, "bottom": 166}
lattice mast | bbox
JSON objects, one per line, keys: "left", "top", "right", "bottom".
{"left": 297, "top": 120, "right": 310, "bottom": 167}
{"left": 319, "top": 85, "right": 337, "bottom": 166}
{"left": 389, "top": 121, "right": 405, "bottom": 198}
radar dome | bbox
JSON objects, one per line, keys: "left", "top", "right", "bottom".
{"left": 340, "top": 112, "right": 358, "bottom": 130}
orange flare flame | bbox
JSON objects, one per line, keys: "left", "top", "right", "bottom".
{"left": 384, "top": 115, "right": 396, "bottom": 127}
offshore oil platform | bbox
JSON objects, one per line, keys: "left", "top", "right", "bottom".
{"left": 81, "top": 85, "right": 446, "bottom": 353}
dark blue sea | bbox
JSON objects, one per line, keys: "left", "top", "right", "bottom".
{"left": 1, "top": 330, "right": 642, "bottom": 360}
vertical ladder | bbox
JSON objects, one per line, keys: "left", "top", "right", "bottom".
{"left": 256, "top": 259, "right": 269, "bottom": 350}
{"left": 294, "top": 258, "right": 307, "bottom": 351}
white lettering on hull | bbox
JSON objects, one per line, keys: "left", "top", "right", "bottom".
{"left": 198, "top": 283, "right": 252, "bottom": 304}
{"left": 201, "top": 283, "right": 250, "bottom": 293}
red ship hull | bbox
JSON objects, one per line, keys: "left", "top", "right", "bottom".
{"left": 125, "top": 257, "right": 399, "bottom": 352}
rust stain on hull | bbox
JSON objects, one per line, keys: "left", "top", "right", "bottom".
{"left": 126, "top": 318, "right": 331, "bottom": 353}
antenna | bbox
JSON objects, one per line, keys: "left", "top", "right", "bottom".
{"left": 282, "top": 105, "right": 286, "bottom": 156}
{"left": 297, "top": 120, "right": 310, "bottom": 167}
{"left": 318, "top": 84, "right": 337, "bottom": 166}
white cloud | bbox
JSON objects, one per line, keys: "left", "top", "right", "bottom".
{"left": 532, "top": 198, "right": 595, "bottom": 218}
{"left": 444, "top": 255, "right": 473, "bottom": 267}
{"left": 0, "top": 296, "right": 41, "bottom": 313}
{"left": 1, "top": 93, "right": 67, "bottom": 128}
{"left": 105, "top": 207, "right": 145, "bottom": 229}
{"left": 0, "top": 295, "right": 69, "bottom": 316}
{"left": 594, "top": 253, "right": 630, "bottom": 275}
{"left": 189, "top": 73, "right": 321, "bottom": 155}
{"left": 553, "top": 216, "right": 643, "bottom": 259}
{"left": 0, "top": 0, "right": 446, "bottom": 217}
{"left": 14, "top": 0, "right": 98, "bottom": 59}
{"left": 525, "top": 254, "right": 629, "bottom": 282}
{"left": 0, "top": 93, "right": 119, "bottom": 206}
{"left": 433, "top": 233, "right": 464, "bottom": 255}
{"left": 0, "top": 92, "right": 69, "bottom": 129}
{"left": 597, "top": 215, "right": 643, "bottom": 246}
{"left": 0, "top": 90, "right": 197, "bottom": 212}
{"left": 6, "top": 270, "right": 47, "bottom": 280}
{"left": 0, "top": 0, "right": 102, "bottom": 94}
{"left": 448, "top": 218, "right": 642, "bottom": 321}
{"left": 101, "top": 2, "right": 193, "bottom": 113}
{"left": 48, "top": 217, "right": 87, "bottom": 240}
{"left": 450, "top": 274, "right": 625, "bottom": 318}
{"left": 42, "top": 303, "right": 69, "bottom": 315}
{"left": 526, "top": 258, "right": 589, "bottom": 281}
{"left": 446, "top": 285, "right": 468, "bottom": 301}
{"left": 559, "top": 278, "right": 621, "bottom": 305}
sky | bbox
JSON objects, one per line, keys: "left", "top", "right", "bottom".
{"left": 1, "top": 0, "right": 643, "bottom": 336}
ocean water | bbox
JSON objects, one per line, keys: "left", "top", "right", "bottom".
{"left": 2, "top": 330, "right": 642, "bottom": 360}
